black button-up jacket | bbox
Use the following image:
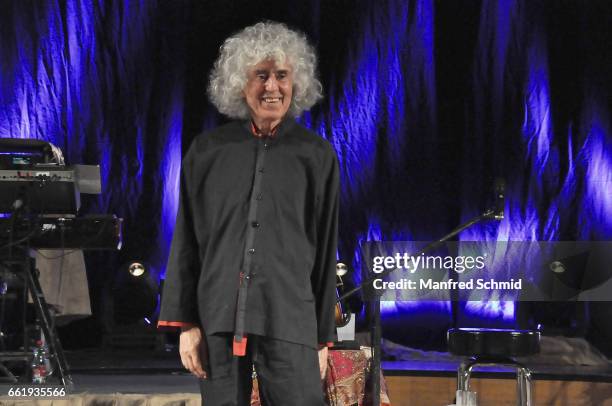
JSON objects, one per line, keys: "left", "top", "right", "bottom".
{"left": 159, "top": 118, "right": 339, "bottom": 348}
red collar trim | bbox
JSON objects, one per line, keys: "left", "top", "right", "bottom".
{"left": 250, "top": 121, "right": 279, "bottom": 138}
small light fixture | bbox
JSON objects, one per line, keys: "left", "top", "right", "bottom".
{"left": 335, "top": 262, "right": 351, "bottom": 327}
{"left": 549, "top": 261, "right": 566, "bottom": 274}
{"left": 128, "top": 262, "right": 146, "bottom": 277}
{"left": 111, "top": 261, "right": 157, "bottom": 326}
{"left": 336, "top": 262, "right": 348, "bottom": 277}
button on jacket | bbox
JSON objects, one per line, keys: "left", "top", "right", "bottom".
{"left": 159, "top": 118, "right": 339, "bottom": 349}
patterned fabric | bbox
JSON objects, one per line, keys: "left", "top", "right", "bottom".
{"left": 250, "top": 347, "right": 391, "bottom": 406}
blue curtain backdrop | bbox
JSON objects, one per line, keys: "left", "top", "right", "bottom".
{"left": 1, "top": 0, "right": 610, "bottom": 349}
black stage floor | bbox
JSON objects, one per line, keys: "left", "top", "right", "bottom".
{"left": 59, "top": 349, "right": 196, "bottom": 394}
{"left": 3, "top": 340, "right": 611, "bottom": 395}
{"left": 59, "top": 343, "right": 612, "bottom": 391}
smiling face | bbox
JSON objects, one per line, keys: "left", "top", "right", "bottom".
{"left": 243, "top": 59, "right": 293, "bottom": 131}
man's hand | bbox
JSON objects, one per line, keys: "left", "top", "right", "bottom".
{"left": 318, "top": 346, "right": 329, "bottom": 379}
{"left": 179, "top": 326, "right": 207, "bottom": 379}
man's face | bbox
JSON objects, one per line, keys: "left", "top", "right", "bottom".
{"left": 243, "top": 59, "right": 293, "bottom": 126}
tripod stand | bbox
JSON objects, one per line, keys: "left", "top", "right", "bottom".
{"left": 0, "top": 249, "right": 73, "bottom": 389}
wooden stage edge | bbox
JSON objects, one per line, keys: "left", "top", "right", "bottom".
{"left": 385, "top": 374, "right": 612, "bottom": 406}
{"left": 0, "top": 377, "right": 611, "bottom": 405}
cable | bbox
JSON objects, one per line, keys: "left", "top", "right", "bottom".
{"left": 0, "top": 263, "right": 10, "bottom": 351}
{"left": 34, "top": 249, "right": 78, "bottom": 260}
{"left": 0, "top": 229, "right": 43, "bottom": 251}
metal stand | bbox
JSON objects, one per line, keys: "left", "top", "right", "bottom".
{"left": 457, "top": 357, "right": 534, "bottom": 406}
{"left": 339, "top": 208, "right": 502, "bottom": 406}
{"left": 369, "top": 292, "right": 381, "bottom": 405}
{"left": 0, "top": 254, "right": 73, "bottom": 389}
{"left": 0, "top": 359, "right": 19, "bottom": 383}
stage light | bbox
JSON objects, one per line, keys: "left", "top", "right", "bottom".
{"left": 128, "top": 262, "right": 146, "bottom": 277}
{"left": 336, "top": 262, "right": 348, "bottom": 277}
{"left": 111, "top": 261, "right": 158, "bottom": 325}
{"left": 335, "top": 262, "right": 352, "bottom": 328}
{"left": 549, "top": 261, "right": 566, "bottom": 274}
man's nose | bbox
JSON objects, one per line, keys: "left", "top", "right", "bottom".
{"left": 264, "top": 76, "right": 279, "bottom": 91}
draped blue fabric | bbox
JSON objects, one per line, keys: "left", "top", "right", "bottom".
{"left": 1, "top": 0, "right": 610, "bottom": 347}
{"left": 0, "top": 1, "right": 186, "bottom": 287}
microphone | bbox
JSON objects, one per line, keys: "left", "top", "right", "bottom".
{"left": 12, "top": 198, "right": 24, "bottom": 212}
{"left": 493, "top": 178, "right": 505, "bottom": 220}
{"left": 10, "top": 197, "right": 26, "bottom": 219}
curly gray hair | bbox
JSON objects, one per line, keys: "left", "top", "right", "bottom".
{"left": 207, "top": 21, "right": 323, "bottom": 119}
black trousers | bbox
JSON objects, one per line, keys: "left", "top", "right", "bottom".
{"left": 199, "top": 334, "right": 326, "bottom": 406}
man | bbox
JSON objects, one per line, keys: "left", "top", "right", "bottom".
{"left": 158, "top": 21, "right": 339, "bottom": 405}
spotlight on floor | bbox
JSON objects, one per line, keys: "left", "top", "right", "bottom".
{"left": 103, "top": 260, "right": 164, "bottom": 350}
{"left": 128, "top": 262, "right": 146, "bottom": 277}
{"left": 112, "top": 261, "right": 157, "bottom": 326}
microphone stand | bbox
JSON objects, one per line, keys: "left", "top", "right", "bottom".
{"left": 337, "top": 208, "right": 501, "bottom": 406}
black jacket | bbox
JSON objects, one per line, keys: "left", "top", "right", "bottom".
{"left": 159, "top": 118, "right": 339, "bottom": 348}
